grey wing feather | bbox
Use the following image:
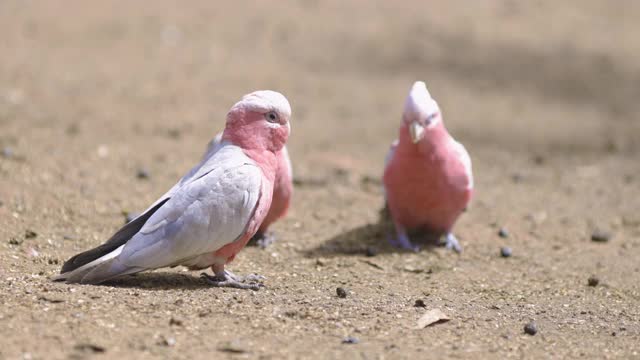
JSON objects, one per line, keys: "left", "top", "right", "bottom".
{"left": 100, "top": 145, "right": 262, "bottom": 272}
{"left": 451, "top": 139, "right": 473, "bottom": 190}
{"left": 59, "top": 142, "right": 262, "bottom": 284}
{"left": 382, "top": 140, "right": 398, "bottom": 200}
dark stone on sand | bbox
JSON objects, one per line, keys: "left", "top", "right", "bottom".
{"left": 591, "top": 229, "right": 612, "bottom": 242}
{"left": 524, "top": 321, "right": 538, "bottom": 335}
{"left": 500, "top": 247, "right": 512, "bottom": 258}
{"left": 74, "top": 343, "right": 106, "bottom": 353}
{"left": 342, "top": 336, "right": 359, "bottom": 344}
{"left": 136, "top": 168, "right": 151, "bottom": 179}
{"left": 524, "top": 321, "right": 538, "bottom": 336}
{"left": 336, "top": 287, "right": 348, "bottom": 298}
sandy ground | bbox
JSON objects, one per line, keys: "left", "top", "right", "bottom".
{"left": 1, "top": 1, "right": 639, "bottom": 359}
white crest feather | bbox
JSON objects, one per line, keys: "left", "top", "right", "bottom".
{"left": 403, "top": 81, "right": 440, "bottom": 126}
{"left": 232, "top": 90, "right": 292, "bottom": 118}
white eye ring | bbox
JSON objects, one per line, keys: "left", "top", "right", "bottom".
{"left": 264, "top": 111, "right": 279, "bottom": 123}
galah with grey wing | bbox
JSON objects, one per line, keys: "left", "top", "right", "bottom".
{"left": 53, "top": 90, "right": 292, "bottom": 290}
{"left": 203, "top": 132, "right": 293, "bottom": 248}
{"left": 383, "top": 81, "right": 473, "bottom": 252}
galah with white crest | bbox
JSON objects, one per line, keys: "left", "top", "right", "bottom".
{"left": 383, "top": 81, "right": 473, "bottom": 252}
{"left": 53, "top": 90, "right": 292, "bottom": 290}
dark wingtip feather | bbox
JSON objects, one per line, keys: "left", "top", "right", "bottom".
{"left": 59, "top": 198, "right": 170, "bottom": 274}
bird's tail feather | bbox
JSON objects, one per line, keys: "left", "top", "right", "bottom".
{"left": 78, "top": 258, "right": 144, "bottom": 284}
{"left": 51, "top": 245, "right": 144, "bottom": 284}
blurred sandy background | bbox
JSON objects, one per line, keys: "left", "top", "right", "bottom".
{"left": 1, "top": 1, "right": 639, "bottom": 359}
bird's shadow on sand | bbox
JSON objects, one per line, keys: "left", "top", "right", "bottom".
{"left": 100, "top": 272, "right": 214, "bottom": 290}
{"left": 302, "top": 218, "right": 443, "bottom": 259}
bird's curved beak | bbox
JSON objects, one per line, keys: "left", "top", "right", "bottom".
{"left": 409, "top": 121, "right": 425, "bottom": 144}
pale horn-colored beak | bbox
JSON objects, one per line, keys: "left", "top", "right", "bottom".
{"left": 409, "top": 121, "right": 424, "bottom": 144}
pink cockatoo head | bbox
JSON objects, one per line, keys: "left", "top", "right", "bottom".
{"left": 402, "top": 81, "right": 442, "bottom": 144}
{"left": 223, "top": 90, "right": 292, "bottom": 153}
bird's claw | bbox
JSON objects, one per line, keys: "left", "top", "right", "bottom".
{"left": 200, "top": 271, "right": 265, "bottom": 291}
{"left": 387, "top": 230, "right": 420, "bottom": 252}
{"left": 444, "top": 233, "right": 462, "bottom": 253}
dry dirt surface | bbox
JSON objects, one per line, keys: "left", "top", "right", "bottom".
{"left": 1, "top": 1, "right": 639, "bottom": 359}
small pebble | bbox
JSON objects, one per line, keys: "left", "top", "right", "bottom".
{"left": 342, "top": 336, "right": 359, "bottom": 344}
{"left": 524, "top": 321, "right": 538, "bottom": 335}
{"left": 591, "top": 229, "right": 612, "bottom": 242}
{"left": 587, "top": 276, "right": 599, "bottom": 287}
{"left": 159, "top": 336, "right": 176, "bottom": 347}
{"left": 414, "top": 299, "right": 426, "bottom": 307}
{"left": 498, "top": 228, "right": 509, "bottom": 238}
{"left": 500, "top": 247, "right": 512, "bottom": 258}
{"left": 336, "top": 287, "right": 348, "bottom": 298}
{"left": 74, "top": 343, "right": 106, "bottom": 353}
{"left": 137, "top": 168, "right": 151, "bottom": 180}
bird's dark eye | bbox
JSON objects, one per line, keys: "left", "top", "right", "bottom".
{"left": 264, "top": 111, "right": 279, "bottom": 123}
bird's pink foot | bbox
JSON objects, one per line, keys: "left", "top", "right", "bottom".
{"left": 248, "top": 231, "right": 276, "bottom": 249}
{"left": 388, "top": 228, "right": 420, "bottom": 252}
{"left": 444, "top": 233, "right": 462, "bottom": 253}
{"left": 200, "top": 270, "right": 265, "bottom": 291}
